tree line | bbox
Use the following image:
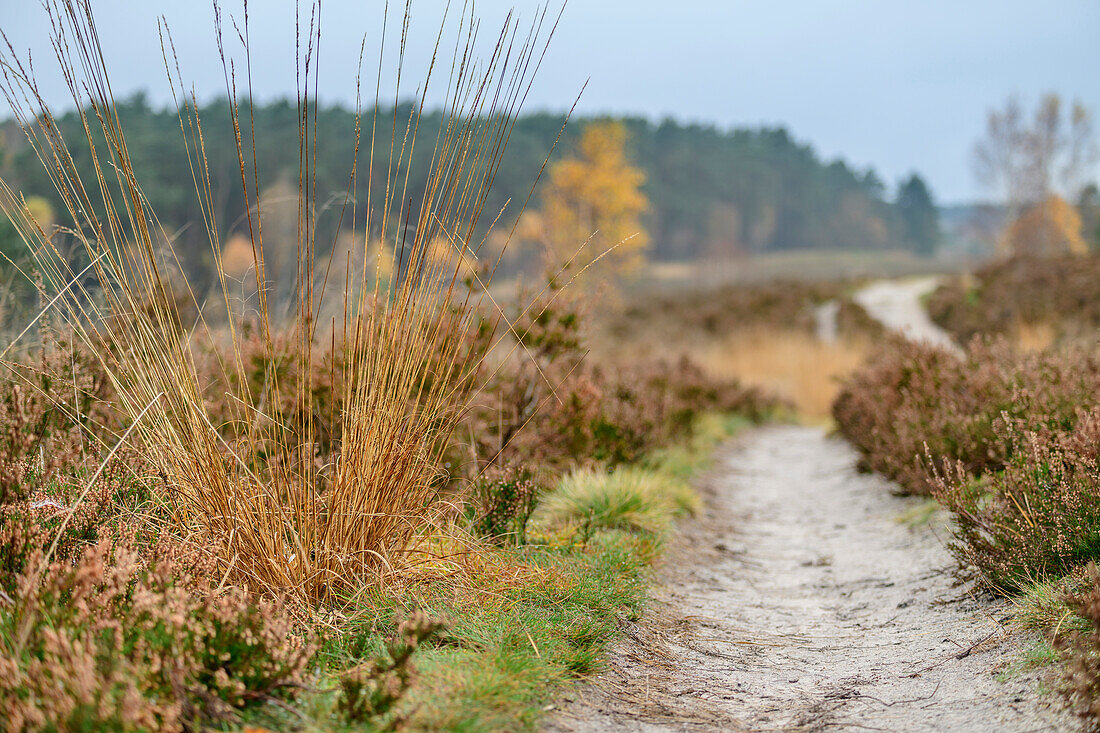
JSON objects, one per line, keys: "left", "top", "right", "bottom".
{"left": 0, "top": 93, "right": 940, "bottom": 288}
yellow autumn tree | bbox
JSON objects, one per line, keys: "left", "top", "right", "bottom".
{"left": 999, "top": 195, "right": 1088, "bottom": 257}
{"left": 541, "top": 120, "right": 649, "bottom": 277}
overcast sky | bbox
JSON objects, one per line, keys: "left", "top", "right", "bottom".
{"left": 1, "top": 1, "right": 1097, "bottom": 203}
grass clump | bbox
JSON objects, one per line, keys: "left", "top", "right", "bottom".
{"left": 0, "top": 0, "right": 562, "bottom": 604}
{"left": 537, "top": 465, "right": 696, "bottom": 541}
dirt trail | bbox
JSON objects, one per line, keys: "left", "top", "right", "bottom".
{"left": 547, "top": 280, "right": 1074, "bottom": 732}
{"left": 852, "top": 276, "right": 960, "bottom": 353}
{"left": 547, "top": 428, "right": 1071, "bottom": 731}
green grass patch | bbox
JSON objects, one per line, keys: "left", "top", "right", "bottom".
{"left": 896, "top": 498, "right": 944, "bottom": 528}
{"left": 1013, "top": 571, "right": 1092, "bottom": 635}
{"left": 280, "top": 531, "right": 656, "bottom": 731}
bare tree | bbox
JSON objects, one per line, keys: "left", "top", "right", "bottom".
{"left": 973, "top": 94, "right": 1098, "bottom": 212}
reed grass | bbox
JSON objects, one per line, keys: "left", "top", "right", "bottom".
{"left": 0, "top": 0, "right": 564, "bottom": 603}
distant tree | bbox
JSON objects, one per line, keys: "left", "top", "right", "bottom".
{"left": 1079, "top": 183, "right": 1100, "bottom": 249}
{"left": 974, "top": 94, "right": 1098, "bottom": 258}
{"left": 1000, "top": 195, "right": 1087, "bottom": 257}
{"left": 974, "top": 94, "right": 1098, "bottom": 212}
{"left": 540, "top": 120, "right": 649, "bottom": 277}
{"left": 895, "top": 174, "right": 940, "bottom": 255}
{"left": 0, "top": 194, "right": 54, "bottom": 265}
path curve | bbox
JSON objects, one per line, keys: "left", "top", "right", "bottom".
{"left": 852, "top": 276, "right": 960, "bottom": 353}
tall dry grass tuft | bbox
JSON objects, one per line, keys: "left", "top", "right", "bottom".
{"left": 0, "top": 0, "right": 564, "bottom": 603}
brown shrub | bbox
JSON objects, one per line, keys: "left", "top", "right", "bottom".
{"left": 594, "top": 280, "right": 880, "bottom": 421}
{"left": 476, "top": 355, "right": 778, "bottom": 474}
{"left": 833, "top": 338, "right": 1100, "bottom": 495}
{"left": 465, "top": 285, "right": 780, "bottom": 477}
{"left": 928, "top": 253, "right": 1100, "bottom": 345}
{"left": 0, "top": 341, "right": 135, "bottom": 594}
{"left": 0, "top": 539, "right": 312, "bottom": 732}
{"left": 934, "top": 411, "right": 1100, "bottom": 589}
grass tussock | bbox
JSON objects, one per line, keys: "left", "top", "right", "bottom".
{"left": 536, "top": 465, "right": 695, "bottom": 540}
{"left": 0, "top": 0, "right": 564, "bottom": 603}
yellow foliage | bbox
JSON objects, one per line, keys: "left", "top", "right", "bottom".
{"left": 1000, "top": 195, "right": 1088, "bottom": 257}
{"left": 424, "top": 235, "right": 476, "bottom": 276}
{"left": 220, "top": 233, "right": 256, "bottom": 279}
{"left": 23, "top": 196, "right": 54, "bottom": 231}
{"left": 541, "top": 121, "right": 649, "bottom": 277}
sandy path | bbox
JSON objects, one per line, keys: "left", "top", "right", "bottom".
{"left": 852, "top": 277, "right": 960, "bottom": 353}
{"left": 547, "top": 427, "right": 1071, "bottom": 731}
{"left": 547, "top": 280, "right": 1074, "bottom": 731}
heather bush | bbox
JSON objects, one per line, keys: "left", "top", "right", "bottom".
{"left": 0, "top": 343, "right": 134, "bottom": 593}
{"left": 928, "top": 253, "right": 1100, "bottom": 344}
{"left": 337, "top": 610, "right": 445, "bottom": 727}
{"left": 469, "top": 286, "right": 779, "bottom": 476}
{"left": 465, "top": 466, "right": 541, "bottom": 546}
{"left": 0, "top": 539, "right": 312, "bottom": 732}
{"left": 833, "top": 337, "right": 1100, "bottom": 495}
{"left": 504, "top": 356, "right": 776, "bottom": 470}
{"left": 934, "top": 411, "right": 1100, "bottom": 590}
{"left": 1056, "top": 565, "right": 1100, "bottom": 729}
{"left": 0, "top": 374, "right": 82, "bottom": 507}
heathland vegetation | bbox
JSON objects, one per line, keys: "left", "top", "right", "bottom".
{"left": 0, "top": 3, "right": 788, "bottom": 730}
{"left": 3, "top": 2, "right": 1100, "bottom": 731}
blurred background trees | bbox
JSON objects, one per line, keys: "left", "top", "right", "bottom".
{"left": 973, "top": 93, "right": 1098, "bottom": 257}
{"left": 895, "top": 174, "right": 940, "bottom": 255}
{"left": 539, "top": 120, "right": 650, "bottom": 277}
{"left": 0, "top": 95, "right": 946, "bottom": 296}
